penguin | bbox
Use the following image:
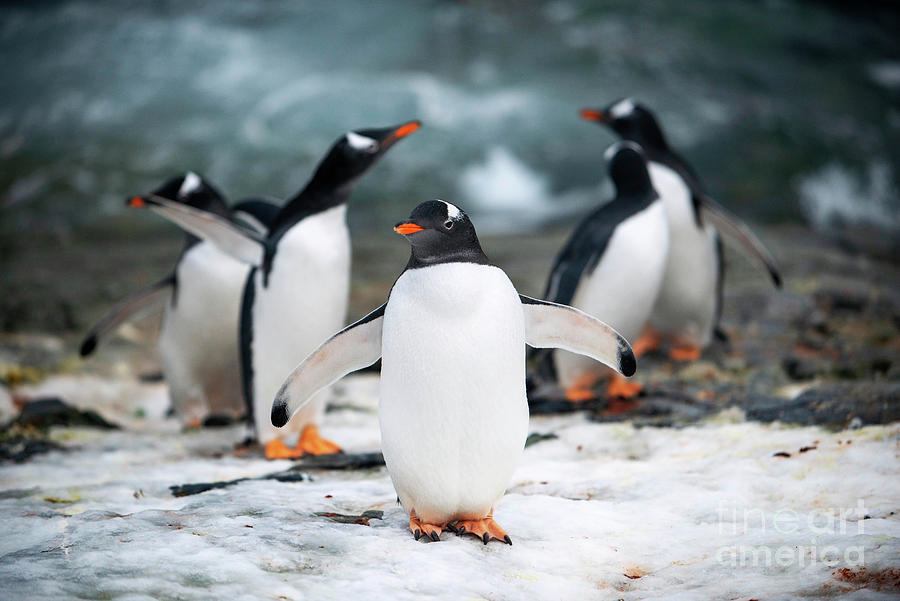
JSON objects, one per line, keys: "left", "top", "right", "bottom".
{"left": 80, "top": 173, "right": 277, "bottom": 426}
{"left": 130, "top": 121, "right": 421, "bottom": 459}
{"left": 533, "top": 142, "right": 668, "bottom": 401}
{"left": 580, "top": 99, "right": 782, "bottom": 359}
{"left": 270, "top": 200, "right": 636, "bottom": 543}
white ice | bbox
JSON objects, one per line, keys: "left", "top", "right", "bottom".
{"left": 1, "top": 374, "right": 898, "bottom": 600}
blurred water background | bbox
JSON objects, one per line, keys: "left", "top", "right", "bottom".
{"left": 0, "top": 0, "right": 898, "bottom": 331}
{"left": 2, "top": 0, "right": 898, "bottom": 234}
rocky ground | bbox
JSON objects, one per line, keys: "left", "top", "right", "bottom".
{"left": 0, "top": 223, "right": 898, "bottom": 599}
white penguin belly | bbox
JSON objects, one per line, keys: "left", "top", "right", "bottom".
{"left": 648, "top": 162, "right": 719, "bottom": 347}
{"left": 251, "top": 206, "right": 350, "bottom": 443}
{"left": 159, "top": 241, "right": 249, "bottom": 424}
{"left": 379, "top": 263, "right": 529, "bottom": 525}
{"left": 556, "top": 201, "right": 669, "bottom": 388}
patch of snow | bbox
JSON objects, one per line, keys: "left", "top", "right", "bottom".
{"left": 0, "top": 373, "right": 897, "bottom": 600}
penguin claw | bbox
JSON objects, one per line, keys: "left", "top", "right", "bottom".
{"left": 409, "top": 510, "right": 444, "bottom": 542}
{"left": 452, "top": 514, "right": 511, "bottom": 545}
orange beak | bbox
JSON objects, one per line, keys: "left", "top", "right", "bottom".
{"left": 128, "top": 196, "right": 146, "bottom": 208}
{"left": 580, "top": 109, "right": 607, "bottom": 122}
{"left": 394, "top": 222, "right": 425, "bottom": 235}
{"left": 388, "top": 120, "right": 421, "bottom": 141}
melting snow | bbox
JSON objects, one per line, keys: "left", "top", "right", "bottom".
{"left": 1, "top": 374, "right": 898, "bottom": 600}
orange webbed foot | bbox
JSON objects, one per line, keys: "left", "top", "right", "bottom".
{"left": 631, "top": 328, "right": 662, "bottom": 357}
{"left": 669, "top": 345, "right": 702, "bottom": 362}
{"left": 295, "top": 424, "right": 342, "bottom": 456}
{"left": 264, "top": 439, "right": 304, "bottom": 460}
{"left": 264, "top": 426, "right": 341, "bottom": 460}
{"left": 605, "top": 375, "right": 643, "bottom": 399}
{"left": 565, "top": 373, "right": 601, "bottom": 402}
{"left": 409, "top": 509, "right": 445, "bottom": 542}
{"left": 451, "top": 512, "right": 512, "bottom": 545}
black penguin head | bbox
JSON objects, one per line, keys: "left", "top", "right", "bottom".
{"left": 393, "top": 200, "right": 490, "bottom": 268}
{"left": 127, "top": 172, "right": 228, "bottom": 217}
{"left": 308, "top": 120, "right": 421, "bottom": 194}
{"left": 580, "top": 98, "right": 669, "bottom": 153}
{"left": 605, "top": 141, "right": 656, "bottom": 200}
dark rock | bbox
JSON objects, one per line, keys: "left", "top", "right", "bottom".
{"left": 13, "top": 397, "right": 118, "bottom": 430}
{"left": 0, "top": 436, "right": 66, "bottom": 463}
{"left": 170, "top": 453, "right": 385, "bottom": 497}
{"left": 170, "top": 471, "right": 314, "bottom": 496}
{"left": 814, "top": 286, "right": 869, "bottom": 313}
{"left": 783, "top": 355, "right": 832, "bottom": 381}
{"left": 283, "top": 452, "right": 385, "bottom": 472}
{"left": 590, "top": 392, "right": 717, "bottom": 428}
{"left": 528, "top": 394, "right": 607, "bottom": 415}
{"left": 269, "top": 473, "right": 313, "bottom": 483}
{"left": 169, "top": 478, "right": 251, "bottom": 497}
{"left": 744, "top": 381, "right": 900, "bottom": 427}
{"left": 202, "top": 414, "right": 242, "bottom": 427}
{"left": 314, "top": 510, "right": 383, "bottom": 525}
{"left": 525, "top": 432, "right": 558, "bottom": 447}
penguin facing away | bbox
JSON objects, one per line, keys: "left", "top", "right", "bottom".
{"left": 534, "top": 142, "right": 669, "bottom": 401}
{"left": 80, "top": 173, "right": 277, "bottom": 426}
{"left": 271, "top": 200, "right": 636, "bottom": 543}
{"left": 581, "top": 99, "right": 782, "bottom": 360}
{"left": 130, "top": 121, "right": 421, "bottom": 459}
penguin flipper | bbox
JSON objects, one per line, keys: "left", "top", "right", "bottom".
{"left": 79, "top": 275, "right": 174, "bottom": 357}
{"left": 271, "top": 303, "right": 386, "bottom": 428}
{"left": 697, "top": 195, "right": 782, "bottom": 288}
{"left": 230, "top": 197, "right": 281, "bottom": 234}
{"left": 519, "top": 295, "right": 636, "bottom": 377}
{"left": 137, "top": 195, "right": 266, "bottom": 266}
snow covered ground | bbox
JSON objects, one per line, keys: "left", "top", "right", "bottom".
{"left": 1, "top": 373, "right": 898, "bottom": 600}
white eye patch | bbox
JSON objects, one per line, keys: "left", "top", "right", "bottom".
{"left": 441, "top": 200, "right": 463, "bottom": 220}
{"left": 610, "top": 98, "right": 636, "bottom": 119}
{"left": 346, "top": 131, "right": 378, "bottom": 153}
{"left": 178, "top": 171, "right": 202, "bottom": 197}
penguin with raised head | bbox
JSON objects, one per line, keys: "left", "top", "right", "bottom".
{"left": 270, "top": 200, "right": 636, "bottom": 543}
{"left": 81, "top": 173, "right": 277, "bottom": 426}
{"left": 580, "top": 99, "right": 782, "bottom": 359}
{"left": 131, "top": 121, "right": 421, "bottom": 458}
{"left": 533, "top": 142, "right": 668, "bottom": 401}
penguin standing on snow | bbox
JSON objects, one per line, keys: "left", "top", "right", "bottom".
{"left": 131, "top": 121, "right": 421, "bottom": 458}
{"left": 80, "top": 173, "right": 277, "bottom": 426}
{"left": 271, "top": 200, "right": 636, "bottom": 543}
{"left": 581, "top": 99, "right": 782, "bottom": 359}
{"left": 533, "top": 142, "right": 668, "bottom": 401}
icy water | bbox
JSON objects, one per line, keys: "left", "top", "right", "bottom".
{"left": 1, "top": 0, "right": 898, "bottom": 235}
